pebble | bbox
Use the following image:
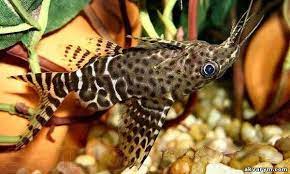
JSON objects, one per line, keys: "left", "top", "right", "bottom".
{"left": 230, "top": 144, "right": 283, "bottom": 170}
{"left": 274, "top": 136, "right": 290, "bottom": 153}
{"left": 121, "top": 158, "right": 151, "bottom": 174}
{"left": 207, "top": 109, "right": 222, "bottom": 128}
{"left": 268, "top": 135, "right": 282, "bottom": 146}
{"left": 230, "top": 154, "right": 260, "bottom": 170}
{"left": 206, "top": 163, "right": 243, "bottom": 174}
{"left": 160, "top": 151, "right": 179, "bottom": 168}
{"left": 181, "top": 114, "right": 199, "bottom": 128}
{"left": 244, "top": 162, "right": 273, "bottom": 174}
{"left": 224, "top": 118, "right": 241, "bottom": 141}
{"left": 262, "top": 126, "right": 283, "bottom": 142}
{"left": 56, "top": 161, "right": 85, "bottom": 174}
{"left": 214, "top": 127, "right": 227, "bottom": 138}
{"left": 75, "top": 155, "right": 96, "bottom": 166}
{"left": 241, "top": 122, "right": 262, "bottom": 143}
{"left": 191, "top": 147, "right": 224, "bottom": 174}
{"left": 283, "top": 151, "right": 290, "bottom": 159}
{"left": 16, "top": 168, "right": 29, "bottom": 174}
{"left": 216, "top": 116, "right": 231, "bottom": 128}
{"left": 189, "top": 123, "right": 209, "bottom": 142}
{"left": 85, "top": 139, "right": 119, "bottom": 170}
{"left": 274, "top": 158, "right": 290, "bottom": 174}
{"left": 169, "top": 155, "right": 193, "bottom": 174}
{"left": 206, "top": 137, "right": 238, "bottom": 154}
{"left": 159, "top": 128, "right": 193, "bottom": 153}
{"left": 256, "top": 145, "right": 283, "bottom": 164}
{"left": 96, "top": 171, "right": 111, "bottom": 174}
{"left": 31, "top": 170, "right": 42, "bottom": 174}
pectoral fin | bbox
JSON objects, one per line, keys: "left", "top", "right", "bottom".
{"left": 117, "top": 97, "right": 173, "bottom": 169}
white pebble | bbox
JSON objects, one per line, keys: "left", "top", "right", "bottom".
{"left": 16, "top": 168, "right": 29, "bottom": 174}
{"left": 31, "top": 170, "right": 42, "bottom": 174}
{"left": 75, "top": 155, "right": 96, "bottom": 166}
{"left": 262, "top": 125, "right": 283, "bottom": 142}
{"left": 207, "top": 109, "right": 221, "bottom": 128}
{"left": 206, "top": 163, "right": 244, "bottom": 174}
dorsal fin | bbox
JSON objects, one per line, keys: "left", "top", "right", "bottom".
{"left": 61, "top": 37, "right": 123, "bottom": 71}
{"left": 86, "top": 37, "right": 123, "bottom": 56}
{"left": 63, "top": 45, "right": 98, "bottom": 71}
{"left": 127, "top": 36, "right": 185, "bottom": 50}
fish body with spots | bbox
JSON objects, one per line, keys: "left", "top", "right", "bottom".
{"left": 2, "top": 1, "right": 261, "bottom": 170}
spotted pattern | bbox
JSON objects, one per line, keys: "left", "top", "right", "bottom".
{"left": 6, "top": 22, "right": 247, "bottom": 169}
{"left": 118, "top": 98, "right": 172, "bottom": 168}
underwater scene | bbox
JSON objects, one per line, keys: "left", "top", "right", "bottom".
{"left": 0, "top": 0, "right": 289, "bottom": 173}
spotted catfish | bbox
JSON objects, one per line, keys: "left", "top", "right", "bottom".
{"left": 4, "top": 0, "right": 262, "bottom": 170}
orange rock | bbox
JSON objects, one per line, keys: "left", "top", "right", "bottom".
{"left": 244, "top": 13, "right": 289, "bottom": 112}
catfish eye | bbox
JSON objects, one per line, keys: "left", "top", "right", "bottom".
{"left": 201, "top": 61, "right": 219, "bottom": 78}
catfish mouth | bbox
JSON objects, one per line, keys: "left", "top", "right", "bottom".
{"left": 216, "top": 0, "right": 264, "bottom": 78}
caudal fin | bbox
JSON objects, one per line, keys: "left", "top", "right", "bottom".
{"left": 9, "top": 73, "right": 49, "bottom": 97}
{"left": 9, "top": 72, "right": 68, "bottom": 150}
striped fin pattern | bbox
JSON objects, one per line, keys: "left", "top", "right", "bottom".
{"left": 86, "top": 37, "right": 123, "bottom": 56}
{"left": 63, "top": 45, "right": 98, "bottom": 71}
{"left": 9, "top": 72, "right": 70, "bottom": 149}
{"left": 118, "top": 98, "right": 173, "bottom": 169}
{"left": 63, "top": 37, "right": 123, "bottom": 71}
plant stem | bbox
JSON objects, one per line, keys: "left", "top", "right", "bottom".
{"left": 163, "top": 0, "right": 177, "bottom": 18}
{"left": 0, "top": 103, "right": 35, "bottom": 119}
{"left": 119, "top": 0, "right": 132, "bottom": 47}
{"left": 27, "top": 49, "right": 40, "bottom": 73}
{"left": 140, "top": 8, "right": 159, "bottom": 38}
{"left": 162, "top": 0, "right": 177, "bottom": 39}
{"left": 24, "top": 0, "right": 51, "bottom": 74}
{"left": 0, "top": 136, "right": 20, "bottom": 144}
{"left": 157, "top": 10, "right": 177, "bottom": 38}
{"left": 0, "top": 103, "right": 17, "bottom": 115}
{"left": 188, "top": 0, "right": 198, "bottom": 40}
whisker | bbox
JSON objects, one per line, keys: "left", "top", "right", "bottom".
{"left": 240, "top": 14, "right": 265, "bottom": 46}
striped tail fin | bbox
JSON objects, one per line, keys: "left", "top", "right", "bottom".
{"left": 9, "top": 73, "right": 50, "bottom": 99}
{"left": 9, "top": 72, "right": 69, "bottom": 149}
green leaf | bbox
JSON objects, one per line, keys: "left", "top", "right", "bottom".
{"left": 0, "top": 33, "right": 23, "bottom": 49}
{"left": 22, "top": 0, "right": 43, "bottom": 11}
{"left": 197, "top": 0, "right": 210, "bottom": 32}
{"left": 210, "top": 0, "right": 235, "bottom": 27}
{"left": 140, "top": 8, "right": 159, "bottom": 38}
{"left": 45, "top": 0, "right": 90, "bottom": 33}
{"left": 0, "top": 0, "right": 41, "bottom": 26}
{"left": 0, "top": 0, "right": 42, "bottom": 49}
{"left": 0, "top": 0, "right": 90, "bottom": 50}
{"left": 0, "top": 0, "right": 22, "bottom": 26}
{"left": 9, "top": 0, "right": 41, "bottom": 30}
